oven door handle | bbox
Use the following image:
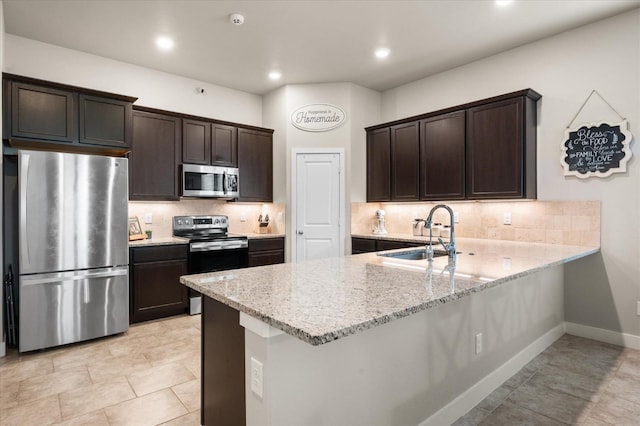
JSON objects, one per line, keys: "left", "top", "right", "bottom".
{"left": 190, "top": 241, "right": 248, "bottom": 252}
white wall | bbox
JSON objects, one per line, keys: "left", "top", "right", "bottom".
{"left": 379, "top": 10, "right": 640, "bottom": 340}
{"left": 245, "top": 266, "right": 565, "bottom": 425}
{"left": 263, "top": 82, "right": 380, "bottom": 259}
{"left": 3, "top": 35, "right": 263, "bottom": 126}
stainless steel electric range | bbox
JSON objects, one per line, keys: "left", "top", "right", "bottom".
{"left": 173, "top": 215, "right": 248, "bottom": 314}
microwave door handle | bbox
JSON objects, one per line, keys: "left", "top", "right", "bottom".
{"left": 223, "top": 170, "right": 228, "bottom": 194}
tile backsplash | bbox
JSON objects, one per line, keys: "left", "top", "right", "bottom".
{"left": 129, "top": 200, "right": 286, "bottom": 238}
{"left": 352, "top": 200, "right": 600, "bottom": 247}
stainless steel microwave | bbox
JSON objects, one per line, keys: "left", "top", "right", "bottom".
{"left": 182, "top": 164, "right": 239, "bottom": 198}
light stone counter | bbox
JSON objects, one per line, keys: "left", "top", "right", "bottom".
{"left": 181, "top": 237, "right": 598, "bottom": 346}
{"left": 129, "top": 237, "right": 189, "bottom": 247}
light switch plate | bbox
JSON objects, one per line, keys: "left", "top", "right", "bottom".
{"left": 503, "top": 212, "right": 512, "bottom": 225}
{"left": 143, "top": 213, "right": 153, "bottom": 224}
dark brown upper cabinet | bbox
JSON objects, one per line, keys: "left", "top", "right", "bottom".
{"left": 130, "top": 110, "right": 181, "bottom": 201}
{"left": 3, "top": 74, "right": 136, "bottom": 154}
{"left": 212, "top": 123, "right": 238, "bottom": 167}
{"left": 182, "top": 120, "right": 237, "bottom": 167}
{"left": 365, "top": 89, "right": 540, "bottom": 202}
{"left": 466, "top": 94, "right": 537, "bottom": 199}
{"left": 182, "top": 119, "right": 211, "bottom": 165}
{"left": 366, "top": 128, "right": 391, "bottom": 201}
{"left": 390, "top": 122, "right": 420, "bottom": 201}
{"left": 420, "top": 111, "right": 466, "bottom": 200}
{"left": 237, "top": 128, "right": 273, "bottom": 202}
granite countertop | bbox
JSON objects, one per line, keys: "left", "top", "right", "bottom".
{"left": 181, "top": 237, "right": 598, "bottom": 346}
{"left": 352, "top": 232, "right": 448, "bottom": 243}
{"left": 129, "top": 237, "right": 189, "bottom": 247}
{"left": 241, "top": 232, "right": 286, "bottom": 239}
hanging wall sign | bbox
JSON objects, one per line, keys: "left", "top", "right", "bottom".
{"left": 561, "top": 120, "right": 633, "bottom": 178}
{"left": 290, "top": 104, "right": 346, "bottom": 132}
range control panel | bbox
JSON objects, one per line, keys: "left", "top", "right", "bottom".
{"left": 172, "top": 215, "right": 228, "bottom": 232}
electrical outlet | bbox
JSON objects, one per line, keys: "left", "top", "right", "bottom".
{"left": 277, "top": 212, "right": 283, "bottom": 222}
{"left": 412, "top": 211, "right": 418, "bottom": 220}
{"left": 503, "top": 257, "right": 512, "bottom": 269}
{"left": 475, "top": 333, "right": 483, "bottom": 355}
{"left": 637, "top": 301, "right": 640, "bottom": 316}
{"left": 240, "top": 212, "right": 247, "bottom": 222}
{"left": 250, "top": 357, "right": 263, "bottom": 398}
{"left": 453, "top": 212, "right": 459, "bottom": 223}
{"left": 143, "top": 213, "right": 153, "bottom": 224}
{"left": 503, "top": 212, "right": 512, "bottom": 225}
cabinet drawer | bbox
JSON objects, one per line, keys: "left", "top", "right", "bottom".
{"left": 131, "top": 244, "right": 188, "bottom": 263}
{"left": 376, "top": 240, "right": 407, "bottom": 251}
{"left": 351, "top": 238, "right": 376, "bottom": 253}
{"left": 248, "top": 237, "right": 284, "bottom": 252}
{"left": 248, "top": 250, "right": 284, "bottom": 267}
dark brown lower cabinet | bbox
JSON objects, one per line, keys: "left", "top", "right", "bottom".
{"left": 351, "top": 237, "right": 424, "bottom": 254}
{"left": 129, "top": 244, "right": 188, "bottom": 323}
{"left": 248, "top": 237, "right": 285, "bottom": 266}
{"left": 201, "top": 297, "right": 245, "bottom": 426}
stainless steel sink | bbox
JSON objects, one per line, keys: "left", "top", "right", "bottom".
{"left": 377, "top": 248, "right": 448, "bottom": 260}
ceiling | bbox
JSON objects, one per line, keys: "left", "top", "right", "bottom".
{"left": 3, "top": 0, "right": 639, "bottom": 95}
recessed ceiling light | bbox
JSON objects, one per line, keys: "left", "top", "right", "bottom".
{"left": 374, "top": 48, "right": 390, "bottom": 59}
{"left": 268, "top": 71, "right": 282, "bottom": 80}
{"left": 155, "top": 36, "right": 175, "bottom": 51}
{"left": 495, "top": 0, "right": 513, "bottom": 6}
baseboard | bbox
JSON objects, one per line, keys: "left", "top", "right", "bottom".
{"left": 565, "top": 322, "right": 640, "bottom": 350}
{"left": 0, "top": 341, "right": 5, "bottom": 358}
{"left": 420, "top": 323, "right": 566, "bottom": 426}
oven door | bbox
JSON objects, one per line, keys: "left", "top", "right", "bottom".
{"left": 187, "top": 243, "right": 248, "bottom": 314}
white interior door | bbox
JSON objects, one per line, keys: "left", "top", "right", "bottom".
{"left": 294, "top": 152, "right": 342, "bottom": 262}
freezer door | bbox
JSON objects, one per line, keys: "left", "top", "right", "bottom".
{"left": 18, "top": 150, "right": 129, "bottom": 274}
{"left": 19, "top": 267, "right": 129, "bottom": 352}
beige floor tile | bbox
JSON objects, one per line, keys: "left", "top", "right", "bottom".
{"left": 181, "top": 355, "right": 201, "bottom": 379}
{"left": 104, "top": 388, "right": 188, "bottom": 426}
{"left": 172, "top": 379, "right": 200, "bottom": 412}
{"left": 126, "top": 320, "right": 169, "bottom": 338}
{"left": 0, "top": 356, "right": 54, "bottom": 383}
{"left": 143, "top": 340, "right": 199, "bottom": 367}
{"left": 87, "top": 353, "right": 152, "bottom": 383}
{"left": 581, "top": 416, "right": 617, "bottom": 426}
{"left": 160, "top": 410, "right": 201, "bottom": 426}
{"left": 603, "top": 372, "right": 640, "bottom": 405}
{"left": 107, "top": 334, "right": 163, "bottom": 357}
{"left": 17, "top": 365, "right": 92, "bottom": 403}
{"left": 532, "top": 363, "right": 609, "bottom": 402}
{"left": 0, "top": 394, "right": 62, "bottom": 425}
{"left": 52, "top": 409, "right": 110, "bottom": 426}
{"left": 0, "top": 379, "right": 19, "bottom": 410}
{"left": 52, "top": 343, "right": 114, "bottom": 371}
{"left": 154, "top": 327, "right": 201, "bottom": 347}
{"left": 59, "top": 376, "right": 136, "bottom": 419}
{"left": 590, "top": 391, "right": 640, "bottom": 425}
{"left": 618, "top": 350, "right": 640, "bottom": 380}
{"left": 479, "top": 401, "right": 564, "bottom": 425}
{"left": 127, "top": 362, "right": 195, "bottom": 396}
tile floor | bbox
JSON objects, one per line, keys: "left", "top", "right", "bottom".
{"left": 1, "top": 315, "right": 639, "bottom": 426}
{"left": 0, "top": 315, "right": 201, "bottom": 426}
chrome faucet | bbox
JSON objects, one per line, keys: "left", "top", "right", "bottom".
{"left": 425, "top": 204, "right": 457, "bottom": 260}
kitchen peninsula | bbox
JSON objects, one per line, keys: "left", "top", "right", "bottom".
{"left": 181, "top": 238, "right": 598, "bottom": 425}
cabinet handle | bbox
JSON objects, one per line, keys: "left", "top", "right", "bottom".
{"left": 297, "top": 230, "right": 304, "bottom": 235}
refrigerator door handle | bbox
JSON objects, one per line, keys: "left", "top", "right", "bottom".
{"left": 19, "top": 153, "right": 31, "bottom": 269}
{"left": 20, "top": 268, "right": 128, "bottom": 286}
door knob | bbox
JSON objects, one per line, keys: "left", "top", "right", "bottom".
{"left": 297, "top": 230, "right": 304, "bottom": 235}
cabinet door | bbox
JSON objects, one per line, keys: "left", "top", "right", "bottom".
{"left": 390, "top": 122, "right": 420, "bottom": 201}
{"left": 182, "top": 119, "right": 211, "bottom": 165}
{"left": 366, "top": 128, "right": 391, "bottom": 201}
{"left": 10, "top": 82, "right": 77, "bottom": 143}
{"left": 420, "top": 111, "right": 466, "bottom": 200}
{"left": 130, "top": 111, "right": 181, "bottom": 201}
{"left": 248, "top": 238, "right": 285, "bottom": 266}
{"left": 351, "top": 237, "right": 376, "bottom": 254}
{"left": 212, "top": 124, "right": 238, "bottom": 167}
{"left": 467, "top": 98, "right": 523, "bottom": 199}
{"left": 237, "top": 128, "right": 273, "bottom": 202}
{"left": 79, "top": 94, "right": 132, "bottom": 149}
{"left": 131, "top": 258, "right": 188, "bottom": 323}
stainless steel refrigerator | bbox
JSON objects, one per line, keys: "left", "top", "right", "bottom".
{"left": 18, "top": 150, "right": 129, "bottom": 352}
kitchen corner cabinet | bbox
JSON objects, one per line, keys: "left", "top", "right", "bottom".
{"left": 366, "top": 128, "right": 391, "bottom": 201}
{"left": 248, "top": 237, "right": 285, "bottom": 266}
{"left": 237, "top": 128, "right": 273, "bottom": 202}
{"left": 3, "top": 74, "right": 135, "bottom": 154}
{"left": 129, "top": 245, "right": 188, "bottom": 323}
{"left": 366, "top": 122, "right": 420, "bottom": 202}
{"left": 420, "top": 111, "right": 466, "bottom": 200}
{"left": 182, "top": 120, "right": 238, "bottom": 167}
{"left": 466, "top": 95, "right": 537, "bottom": 199}
{"left": 365, "top": 89, "right": 540, "bottom": 202}
{"left": 130, "top": 110, "right": 182, "bottom": 201}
